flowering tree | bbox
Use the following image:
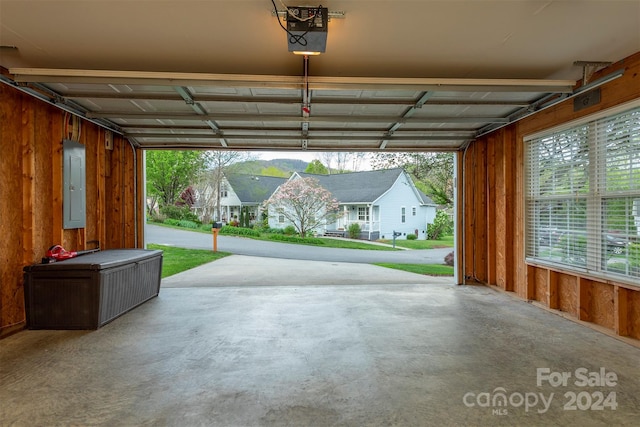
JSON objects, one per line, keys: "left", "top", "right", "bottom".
{"left": 264, "top": 177, "right": 341, "bottom": 238}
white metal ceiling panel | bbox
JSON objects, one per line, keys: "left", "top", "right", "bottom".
{"left": 4, "top": 68, "right": 580, "bottom": 152}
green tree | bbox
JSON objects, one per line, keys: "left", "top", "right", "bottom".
{"left": 261, "top": 166, "right": 289, "bottom": 177}
{"left": 304, "top": 159, "right": 329, "bottom": 174}
{"left": 146, "top": 151, "right": 207, "bottom": 209}
{"left": 371, "top": 152, "right": 454, "bottom": 206}
{"left": 427, "top": 210, "right": 454, "bottom": 240}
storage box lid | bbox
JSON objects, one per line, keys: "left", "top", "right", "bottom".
{"left": 24, "top": 249, "right": 162, "bottom": 272}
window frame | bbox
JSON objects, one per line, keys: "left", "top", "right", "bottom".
{"left": 357, "top": 206, "right": 369, "bottom": 221}
{"left": 524, "top": 100, "right": 640, "bottom": 286}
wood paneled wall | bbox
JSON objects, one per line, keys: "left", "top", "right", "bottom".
{"left": 460, "top": 51, "right": 640, "bottom": 343}
{"left": 0, "top": 83, "right": 143, "bottom": 337}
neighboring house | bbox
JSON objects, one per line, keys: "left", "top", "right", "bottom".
{"left": 215, "top": 174, "right": 287, "bottom": 225}
{"left": 268, "top": 168, "right": 437, "bottom": 240}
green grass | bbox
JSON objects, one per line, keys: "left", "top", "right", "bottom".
{"left": 148, "top": 244, "right": 231, "bottom": 278}
{"left": 374, "top": 263, "right": 454, "bottom": 276}
{"left": 149, "top": 221, "right": 399, "bottom": 250}
{"left": 377, "top": 235, "right": 454, "bottom": 249}
{"left": 318, "top": 238, "right": 400, "bottom": 250}
{"left": 148, "top": 221, "right": 455, "bottom": 251}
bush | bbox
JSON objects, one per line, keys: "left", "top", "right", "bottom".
{"left": 406, "top": 233, "right": 417, "bottom": 240}
{"left": 348, "top": 223, "right": 361, "bottom": 239}
{"left": 283, "top": 225, "right": 297, "bottom": 235}
{"left": 159, "top": 205, "right": 183, "bottom": 220}
{"left": 177, "top": 220, "right": 198, "bottom": 229}
{"left": 164, "top": 218, "right": 180, "bottom": 226}
{"left": 265, "top": 227, "right": 285, "bottom": 234}
{"left": 159, "top": 204, "right": 201, "bottom": 223}
{"left": 427, "top": 211, "right": 453, "bottom": 240}
{"left": 219, "top": 225, "right": 261, "bottom": 237}
{"left": 148, "top": 211, "right": 166, "bottom": 223}
{"left": 268, "top": 234, "right": 325, "bottom": 245}
{"left": 444, "top": 251, "right": 454, "bottom": 266}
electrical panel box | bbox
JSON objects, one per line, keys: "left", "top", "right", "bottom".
{"left": 286, "top": 6, "right": 328, "bottom": 54}
{"left": 63, "top": 139, "right": 86, "bottom": 229}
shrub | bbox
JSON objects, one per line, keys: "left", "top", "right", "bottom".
{"left": 444, "top": 251, "right": 454, "bottom": 266}
{"left": 181, "top": 210, "right": 201, "bottom": 224}
{"left": 160, "top": 205, "right": 183, "bottom": 220}
{"left": 148, "top": 211, "right": 166, "bottom": 223}
{"left": 219, "top": 225, "right": 261, "bottom": 237}
{"left": 266, "top": 227, "right": 285, "bottom": 235}
{"left": 177, "top": 220, "right": 198, "bottom": 229}
{"left": 427, "top": 211, "right": 453, "bottom": 240}
{"left": 283, "top": 225, "right": 297, "bottom": 235}
{"left": 200, "top": 223, "right": 214, "bottom": 231}
{"left": 348, "top": 223, "right": 361, "bottom": 239}
{"left": 268, "top": 234, "right": 325, "bottom": 245}
{"left": 159, "top": 204, "right": 201, "bottom": 223}
{"left": 164, "top": 218, "right": 180, "bottom": 226}
{"left": 406, "top": 233, "right": 417, "bottom": 240}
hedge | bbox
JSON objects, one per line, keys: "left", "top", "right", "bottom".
{"left": 219, "top": 226, "right": 261, "bottom": 237}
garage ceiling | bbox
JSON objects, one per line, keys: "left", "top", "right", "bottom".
{"left": 1, "top": 1, "right": 639, "bottom": 152}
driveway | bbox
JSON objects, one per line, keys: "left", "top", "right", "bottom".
{"left": 145, "top": 224, "right": 453, "bottom": 265}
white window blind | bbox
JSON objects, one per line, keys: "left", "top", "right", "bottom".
{"left": 525, "top": 105, "right": 640, "bottom": 283}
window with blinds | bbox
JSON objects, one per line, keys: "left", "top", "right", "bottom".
{"left": 525, "top": 104, "right": 640, "bottom": 283}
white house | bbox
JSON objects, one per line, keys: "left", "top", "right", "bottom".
{"left": 193, "top": 174, "right": 287, "bottom": 225}
{"left": 218, "top": 174, "right": 287, "bottom": 225}
{"left": 268, "top": 168, "right": 437, "bottom": 240}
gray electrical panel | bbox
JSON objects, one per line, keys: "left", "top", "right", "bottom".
{"left": 63, "top": 139, "right": 86, "bottom": 229}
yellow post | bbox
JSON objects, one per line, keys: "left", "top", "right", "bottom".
{"left": 212, "top": 228, "right": 219, "bottom": 252}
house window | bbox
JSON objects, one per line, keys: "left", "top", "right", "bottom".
{"left": 412, "top": 206, "right": 417, "bottom": 216}
{"left": 277, "top": 208, "right": 285, "bottom": 224}
{"left": 358, "top": 207, "right": 369, "bottom": 221}
{"left": 220, "top": 184, "right": 228, "bottom": 198}
{"left": 525, "top": 104, "right": 640, "bottom": 283}
{"left": 401, "top": 207, "right": 406, "bottom": 223}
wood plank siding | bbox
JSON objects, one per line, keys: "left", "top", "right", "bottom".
{"left": 460, "top": 51, "right": 640, "bottom": 342}
{"left": 1, "top": 52, "right": 640, "bottom": 343}
{"left": 0, "top": 83, "right": 143, "bottom": 337}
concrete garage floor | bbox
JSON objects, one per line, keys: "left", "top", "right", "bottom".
{"left": 1, "top": 256, "right": 639, "bottom": 426}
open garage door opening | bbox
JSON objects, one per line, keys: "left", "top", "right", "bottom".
{"left": 142, "top": 148, "right": 460, "bottom": 283}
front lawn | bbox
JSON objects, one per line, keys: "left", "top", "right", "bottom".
{"left": 374, "top": 263, "right": 454, "bottom": 276}
{"left": 377, "top": 235, "right": 454, "bottom": 249}
{"left": 148, "top": 244, "right": 231, "bottom": 278}
{"left": 148, "top": 221, "right": 454, "bottom": 251}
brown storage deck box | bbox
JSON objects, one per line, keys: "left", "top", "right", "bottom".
{"left": 23, "top": 249, "right": 163, "bottom": 329}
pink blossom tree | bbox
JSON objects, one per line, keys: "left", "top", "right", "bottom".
{"left": 264, "top": 177, "right": 341, "bottom": 238}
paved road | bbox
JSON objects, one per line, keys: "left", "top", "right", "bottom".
{"left": 145, "top": 224, "right": 452, "bottom": 265}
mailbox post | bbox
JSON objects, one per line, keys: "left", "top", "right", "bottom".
{"left": 212, "top": 222, "right": 222, "bottom": 252}
{"left": 392, "top": 231, "right": 402, "bottom": 248}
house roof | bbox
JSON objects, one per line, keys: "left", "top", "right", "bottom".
{"left": 226, "top": 174, "right": 287, "bottom": 205}
{"left": 417, "top": 190, "right": 436, "bottom": 207}
{"left": 298, "top": 168, "right": 432, "bottom": 204}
